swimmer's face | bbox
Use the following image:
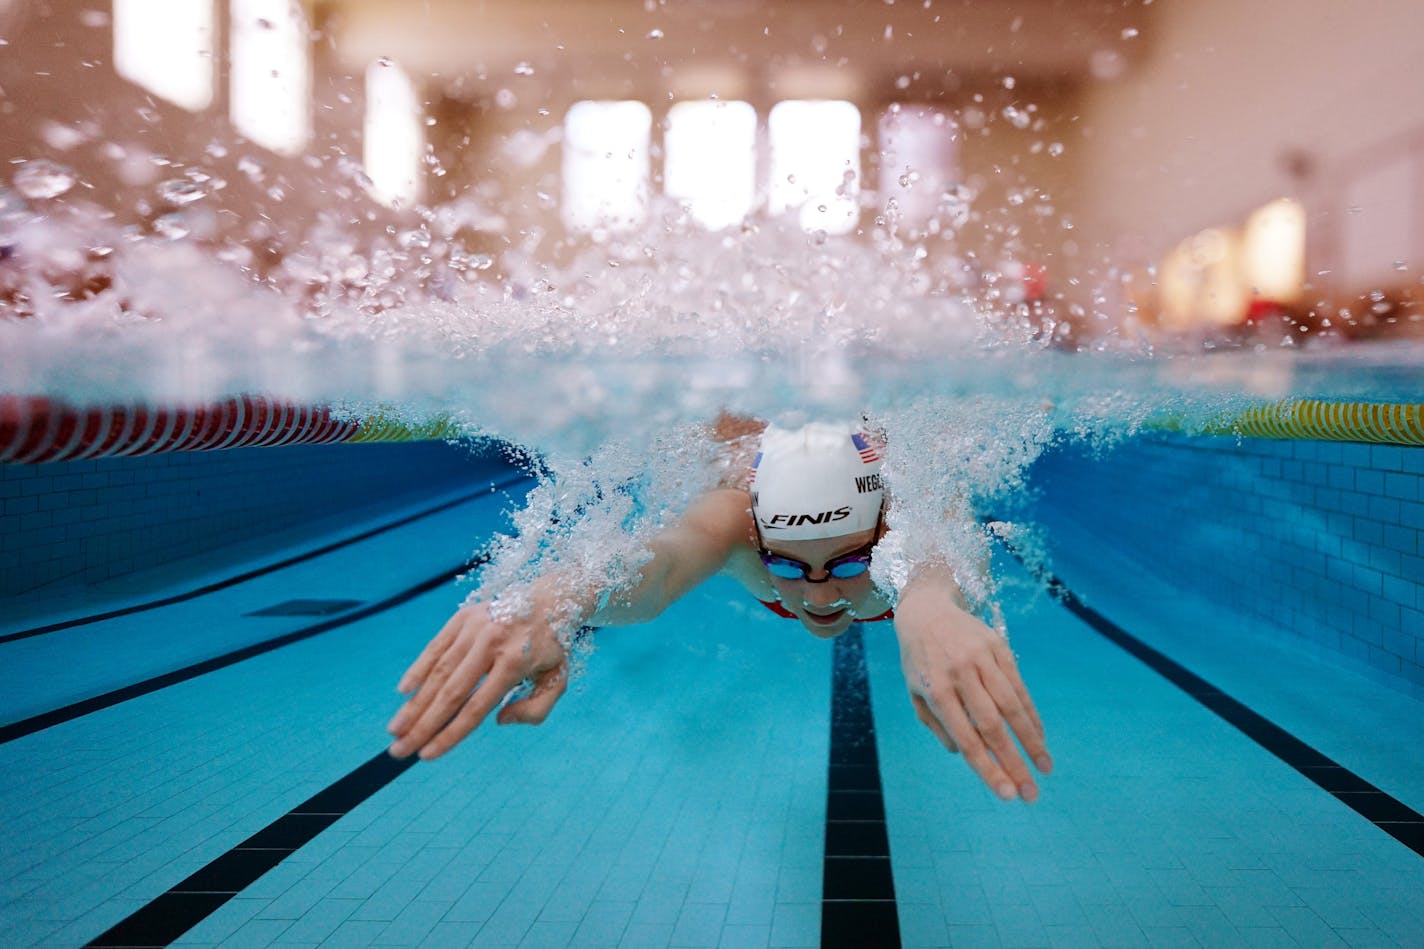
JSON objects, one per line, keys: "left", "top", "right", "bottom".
{"left": 761, "top": 526, "right": 880, "bottom": 639}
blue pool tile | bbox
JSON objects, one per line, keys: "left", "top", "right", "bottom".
{"left": 353, "top": 872, "right": 432, "bottom": 922}
{"left": 1386, "top": 472, "right": 1421, "bottom": 501}
{"left": 942, "top": 924, "right": 999, "bottom": 948}
{"left": 472, "top": 897, "right": 540, "bottom": 945}
{"left": 1, "top": 913, "right": 67, "bottom": 949}
{"left": 631, "top": 882, "right": 689, "bottom": 926}
{"left": 258, "top": 875, "right": 342, "bottom": 921}
{"left": 618, "top": 922, "right": 674, "bottom": 949}
{"left": 223, "top": 917, "right": 297, "bottom": 948}
{"left": 896, "top": 902, "right": 948, "bottom": 948}
{"left": 888, "top": 833, "right": 933, "bottom": 869}
{"left": 279, "top": 897, "right": 362, "bottom": 944}
{"left": 536, "top": 868, "right": 606, "bottom": 924}
{"left": 717, "top": 923, "right": 771, "bottom": 949}
{"left": 1237, "top": 927, "right": 1306, "bottom": 947}
{"left": 685, "top": 864, "right": 736, "bottom": 904}
{"left": 516, "top": 919, "right": 578, "bottom": 949}
{"left": 1042, "top": 924, "right": 1102, "bottom": 948}
{"left": 598, "top": 863, "right": 655, "bottom": 902}
{"left": 447, "top": 880, "right": 512, "bottom": 923}
{"left": 373, "top": 899, "right": 453, "bottom": 946}
{"left": 890, "top": 866, "right": 938, "bottom": 905}
{"left": 319, "top": 918, "right": 388, "bottom": 947}
{"left": 939, "top": 886, "right": 994, "bottom": 927}
{"left": 420, "top": 920, "right": 484, "bottom": 946}
{"left": 990, "top": 899, "right": 1048, "bottom": 945}
{"left": 977, "top": 867, "right": 1032, "bottom": 904}
{"left": 1023, "top": 884, "right": 1086, "bottom": 927}
{"left": 327, "top": 860, "right": 400, "bottom": 901}
{"left": 772, "top": 864, "right": 819, "bottom": 904}
{"left": 1141, "top": 927, "right": 1196, "bottom": 948}
{"left": 1334, "top": 930, "right": 1402, "bottom": 949}
{"left": 669, "top": 901, "right": 726, "bottom": 947}
{"left": 767, "top": 902, "right": 818, "bottom": 948}
{"left": 723, "top": 878, "right": 775, "bottom": 927}
{"left": 568, "top": 900, "right": 635, "bottom": 947}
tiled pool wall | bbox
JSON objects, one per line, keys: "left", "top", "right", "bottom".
{"left": 1027, "top": 433, "right": 1424, "bottom": 698}
{"left": 0, "top": 440, "right": 511, "bottom": 597}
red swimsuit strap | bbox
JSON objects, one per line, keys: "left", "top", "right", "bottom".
{"left": 757, "top": 599, "right": 893, "bottom": 622}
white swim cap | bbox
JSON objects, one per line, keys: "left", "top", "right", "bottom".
{"left": 750, "top": 422, "right": 885, "bottom": 541}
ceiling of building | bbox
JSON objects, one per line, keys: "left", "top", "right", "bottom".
{"left": 319, "top": 0, "right": 1152, "bottom": 103}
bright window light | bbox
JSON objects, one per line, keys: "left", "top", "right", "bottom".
{"left": 364, "top": 60, "right": 423, "bottom": 208}
{"left": 768, "top": 100, "right": 861, "bottom": 235}
{"left": 229, "top": 0, "right": 311, "bottom": 156}
{"left": 664, "top": 100, "right": 757, "bottom": 230}
{"left": 1242, "top": 198, "right": 1305, "bottom": 303}
{"left": 878, "top": 105, "right": 959, "bottom": 229}
{"left": 1159, "top": 228, "right": 1247, "bottom": 328}
{"left": 113, "top": 0, "right": 214, "bottom": 112}
{"left": 562, "top": 101, "right": 651, "bottom": 233}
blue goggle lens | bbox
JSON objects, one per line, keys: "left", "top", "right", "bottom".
{"left": 765, "top": 559, "right": 807, "bottom": 580}
{"left": 762, "top": 555, "right": 870, "bottom": 581}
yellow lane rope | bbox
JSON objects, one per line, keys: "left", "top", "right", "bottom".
{"left": 1191, "top": 400, "right": 1424, "bottom": 446}
{"left": 348, "top": 411, "right": 463, "bottom": 443}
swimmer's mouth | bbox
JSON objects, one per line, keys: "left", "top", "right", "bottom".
{"left": 803, "top": 608, "right": 847, "bottom": 626}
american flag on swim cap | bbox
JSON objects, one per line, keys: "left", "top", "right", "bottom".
{"left": 749, "top": 451, "right": 762, "bottom": 484}
{"left": 851, "top": 433, "right": 880, "bottom": 464}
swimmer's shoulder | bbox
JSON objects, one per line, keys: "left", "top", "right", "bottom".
{"left": 681, "top": 486, "right": 755, "bottom": 550}
{"left": 693, "top": 488, "right": 776, "bottom": 598}
{"left": 674, "top": 483, "right": 768, "bottom": 593}
{"left": 707, "top": 413, "right": 765, "bottom": 492}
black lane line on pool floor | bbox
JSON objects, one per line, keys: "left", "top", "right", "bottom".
{"left": 823, "top": 626, "right": 902, "bottom": 949}
{"left": 1033, "top": 564, "right": 1424, "bottom": 859}
{"left": 1, "top": 472, "right": 531, "bottom": 646}
{"left": 0, "top": 556, "right": 486, "bottom": 744}
{"left": 83, "top": 750, "right": 419, "bottom": 948}
{"left": 84, "top": 624, "right": 602, "bottom": 948}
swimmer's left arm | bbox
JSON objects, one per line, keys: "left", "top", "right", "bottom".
{"left": 893, "top": 564, "right": 1053, "bottom": 803}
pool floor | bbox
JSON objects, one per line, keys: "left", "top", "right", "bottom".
{"left": 2, "top": 480, "right": 1422, "bottom": 948}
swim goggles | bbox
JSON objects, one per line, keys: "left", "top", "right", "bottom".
{"left": 754, "top": 509, "right": 883, "bottom": 583}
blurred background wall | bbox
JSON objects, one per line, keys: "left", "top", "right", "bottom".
{"left": 0, "top": 0, "right": 1420, "bottom": 341}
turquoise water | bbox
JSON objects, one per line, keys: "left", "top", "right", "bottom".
{"left": 3, "top": 449, "right": 1422, "bottom": 948}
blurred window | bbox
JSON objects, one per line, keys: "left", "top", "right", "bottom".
{"left": 664, "top": 100, "right": 757, "bottom": 230}
{"left": 113, "top": 0, "right": 215, "bottom": 112}
{"left": 562, "top": 101, "right": 652, "bottom": 234}
{"left": 1241, "top": 198, "right": 1306, "bottom": 303}
{"left": 768, "top": 100, "right": 860, "bottom": 235}
{"left": 1159, "top": 227, "right": 1247, "bottom": 328}
{"left": 878, "top": 105, "right": 959, "bottom": 231}
{"left": 364, "top": 60, "right": 423, "bottom": 208}
{"left": 230, "top": 0, "right": 311, "bottom": 155}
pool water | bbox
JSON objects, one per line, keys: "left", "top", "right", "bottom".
{"left": 2, "top": 446, "right": 1422, "bottom": 948}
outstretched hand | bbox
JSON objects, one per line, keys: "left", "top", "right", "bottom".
{"left": 894, "top": 576, "right": 1052, "bottom": 802}
{"left": 387, "top": 595, "right": 570, "bottom": 760}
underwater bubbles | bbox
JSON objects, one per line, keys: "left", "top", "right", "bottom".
{"left": 11, "top": 160, "right": 78, "bottom": 200}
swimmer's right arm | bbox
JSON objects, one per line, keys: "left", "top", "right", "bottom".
{"left": 386, "top": 487, "right": 752, "bottom": 760}
{"left": 586, "top": 487, "right": 752, "bottom": 625}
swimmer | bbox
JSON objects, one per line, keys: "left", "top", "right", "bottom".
{"left": 387, "top": 420, "right": 1052, "bottom": 803}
